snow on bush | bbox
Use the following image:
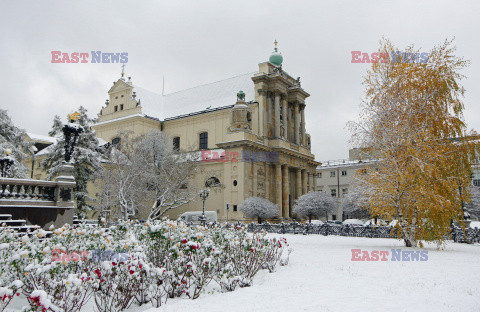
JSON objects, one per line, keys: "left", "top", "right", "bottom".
{"left": 239, "top": 197, "right": 279, "bottom": 223}
{"left": 293, "top": 191, "right": 337, "bottom": 223}
{"left": 0, "top": 220, "right": 291, "bottom": 311}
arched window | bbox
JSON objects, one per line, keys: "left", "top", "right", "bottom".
{"left": 112, "top": 137, "right": 121, "bottom": 148}
{"left": 205, "top": 177, "right": 221, "bottom": 187}
{"left": 199, "top": 132, "right": 208, "bottom": 150}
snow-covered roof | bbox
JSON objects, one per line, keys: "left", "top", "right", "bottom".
{"left": 318, "top": 159, "right": 378, "bottom": 169}
{"left": 135, "top": 72, "right": 257, "bottom": 120}
{"left": 26, "top": 132, "right": 57, "bottom": 144}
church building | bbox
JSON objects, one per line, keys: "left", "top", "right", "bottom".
{"left": 79, "top": 43, "right": 319, "bottom": 221}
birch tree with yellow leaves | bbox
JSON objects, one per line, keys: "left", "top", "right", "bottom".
{"left": 350, "top": 39, "right": 478, "bottom": 247}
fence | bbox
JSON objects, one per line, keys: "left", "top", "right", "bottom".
{"left": 246, "top": 222, "right": 480, "bottom": 244}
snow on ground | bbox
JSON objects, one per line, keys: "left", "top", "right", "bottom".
{"left": 6, "top": 235, "right": 480, "bottom": 312}
{"left": 145, "top": 235, "right": 480, "bottom": 312}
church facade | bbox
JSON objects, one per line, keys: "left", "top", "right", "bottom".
{"left": 44, "top": 46, "right": 320, "bottom": 222}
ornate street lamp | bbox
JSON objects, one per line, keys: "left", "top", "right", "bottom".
{"left": 199, "top": 188, "right": 210, "bottom": 226}
{"left": 62, "top": 112, "right": 84, "bottom": 163}
{"left": 0, "top": 149, "right": 14, "bottom": 178}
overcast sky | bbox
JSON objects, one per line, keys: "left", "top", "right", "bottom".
{"left": 1, "top": 0, "right": 479, "bottom": 161}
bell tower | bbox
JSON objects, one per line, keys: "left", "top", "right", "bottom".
{"left": 252, "top": 41, "right": 309, "bottom": 146}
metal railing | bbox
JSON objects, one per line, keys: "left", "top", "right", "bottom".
{"left": 246, "top": 222, "right": 480, "bottom": 244}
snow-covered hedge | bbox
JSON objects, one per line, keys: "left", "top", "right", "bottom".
{"left": 0, "top": 221, "right": 292, "bottom": 311}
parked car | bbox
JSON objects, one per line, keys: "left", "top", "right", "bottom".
{"left": 178, "top": 211, "right": 218, "bottom": 224}
{"left": 309, "top": 220, "right": 324, "bottom": 225}
{"left": 470, "top": 221, "right": 480, "bottom": 229}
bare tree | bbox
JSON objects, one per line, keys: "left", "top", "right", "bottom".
{"left": 134, "top": 130, "right": 199, "bottom": 220}
{"left": 96, "top": 131, "right": 147, "bottom": 220}
{"left": 239, "top": 197, "right": 279, "bottom": 223}
{"left": 341, "top": 188, "right": 370, "bottom": 220}
{"left": 293, "top": 191, "right": 337, "bottom": 223}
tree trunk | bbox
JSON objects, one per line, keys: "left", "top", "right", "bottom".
{"left": 258, "top": 217, "right": 262, "bottom": 224}
{"left": 309, "top": 215, "right": 312, "bottom": 223}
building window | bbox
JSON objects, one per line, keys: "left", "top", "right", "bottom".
{"left": 114, "top": 105, "right": 118, "bottom": 112}
{"left": 199, "top": 132, "right": 208, "bottom": 150}
{"left": 112, "top": 137, "right": 121, "bottom": 147}
{"left": 205, "top": 177, "right": 221, "bottom": 187}
{"left": 342, "top": 170, "right": 347, "bottom": 176}
{"left": 173, "top": 137, "right": 180, "bottom": 152}
{"left": 331, "top": 189, "right": 337, "bottom": 197}
{"left": 120, "top": 104, "right": 124, "bottom": 110}
{"left": 233, "top": 180, "right": 238, "bottom": 186}
{"left": 121, "top": 95, "right": 124, "bottom": 98}
{"left": 247, "top": 112, "right": 252, "bottom": 122}
{"left": 332, "top": 214, "right": 337, "bottom": 220}
{"left": 233, "top": 205, "right": 238, "bottom": 212}
{"left": 474, "top": 179, "right": 480, "bottom": 186}
{"left": 318, "top": 172, "right": 322, "bottom": 178}
{"left": 330, "top": 171, "right": 336, "bottom": 177}
{"left": 342, "top": 188, "right": 348, "bottom": 196}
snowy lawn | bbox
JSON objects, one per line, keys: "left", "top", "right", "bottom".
{"left": 6, "top": 234, "right": 480, "bottom": 311}
{"left": 144, "top": 234, "right": 480, "bottom": 312}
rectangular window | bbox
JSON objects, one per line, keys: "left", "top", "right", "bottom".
{"left": 120, "top": 104, "right": 124, "bottom": 110}
{"left": 233, "top": 205, "right": 238, "bottom": 212}
{"left": 199, "top": 132, "right": 208, "bottom": 150}
{"left": 330, "top": 171, "right": 336, "bottom": 177}
{"left": 342, "top": 170, "right": 347, "bottom": 176}
{"left": 474, "top": 180, "right": 480, "bottom": 186}
{"left": 342, "top": 188, "right": 348, "bottom": 197}
{"left": 332, "top": 214, "right": 337, "bottom": 220}
{"left": 114, "top": 105, "right": 118, "bottom": 112}
{"left": 173, "top": 137, "right": 180, "bottom": 152}
{"left": 331, "top": 189, "right": 337, "bottom": 197}
{"left": 318, "top": 172, "right": 322, "bottom": 178}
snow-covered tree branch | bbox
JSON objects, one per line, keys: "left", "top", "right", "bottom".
{"left": 0, "top": 109, "right": 32, "bottom": 178}
{"left": 239, "top": 197, "right": 279, "bottom": 223}
{"left": 293, "top": 191, "right": 337, "bottom": 223}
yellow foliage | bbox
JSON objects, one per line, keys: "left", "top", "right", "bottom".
{"left": 351, "top": 38, "right": 477, "bottom": 247}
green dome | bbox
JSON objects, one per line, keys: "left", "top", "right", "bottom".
{"left": 269, "top": 49, "right": 283, "bottom": 66}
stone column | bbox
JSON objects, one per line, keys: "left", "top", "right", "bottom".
{"left": 308, "top": 172, "right": 314, "bottom": 192}
{"left": 282, "top": 98, "right": 288, "bottom": 140}
{"left": 296, "top": 168, "right": 302, "bottom": 199}
{"left": 294, "top": 103, "right": 300, "bottom": 145}
{"left": 282, "top": 165, "right": 289, "bottom": 218}
{"left": 252, "top": 161, "right": 257, "bottom": 197}
{"left": 275, "top": 163, "right": 283, "bottom": 216}
{"left": 302, "top": 169, "right": 308, "bottom": 195}
{"left": 300, "top": 104, "right": 306, "bottom": 145}
{"left": 313, "top": 172, "right": 317, "bottom": 191}
{"left": 258, "top": 91, "right": 266, "bottom": 137}
{"left": 274, "top": 93, "right": 281, "bottom": 138}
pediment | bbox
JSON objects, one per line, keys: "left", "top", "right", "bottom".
{"left": 108, "top": 79, "right": 133, "bottom": 94}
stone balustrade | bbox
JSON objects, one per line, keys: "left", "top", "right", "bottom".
{"left": 0, "top": 172, "right": 76, "bottom": 229}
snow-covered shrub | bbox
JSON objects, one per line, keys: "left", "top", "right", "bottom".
{"left": 0, "top": 220, "right": 291, "bottom": 310}
{"left": 239, "top": 197, "right": 279, "bottom": 223}
{"left": 293, "top": 191, "right": 337, "bottom": 223}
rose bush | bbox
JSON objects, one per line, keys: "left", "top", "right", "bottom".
{"left": 0, "top": 220, "right": 292, "bottom": 311}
